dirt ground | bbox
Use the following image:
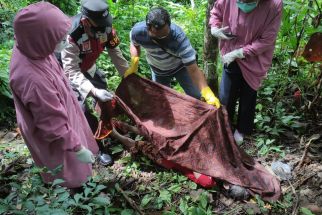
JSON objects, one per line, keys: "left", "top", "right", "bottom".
{"left": 1, "top": 122, "right": 322, "bottom": 214}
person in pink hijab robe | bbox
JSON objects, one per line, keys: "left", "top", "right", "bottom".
{"left": 209, "top": 0, "right": 282, "bottom": 144}
{"left": 9, "top": 2, "right": 99, "bottom": 188}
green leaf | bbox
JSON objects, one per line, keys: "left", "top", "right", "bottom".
{"left": 154, "top": 198, "right": 164, "bottom": 210}
{"left": 84, "top": 187, "right": 92, "bottom": 197}
{"left": 168, "top": 184, "right": 181, "bottom": 193}
{"left": 91, "top": 196, "right": 110, "bottom": 206}
{"left": 0, "top": 204, "right": 9, "bottom": 214}
{"left": 87, "top": 182, "right": 97, "bottom": 187}
{"left": 94, "top": 185, "right": 106, "bottom": 193}
{"left": 199, "top": 194, "right": 208, "bottom": 209}
{"left": 110, "top": 144, "right": 124, "bottom": 154}
{"left": 188, "top": 181, "right": 198, "bottom": 190}
{"left": 74, "top": 193, "right": 83, "bottom": 204}
{"left": 256, "top": 103, "right": 263, "bottom": 111}
{"left": 49, "top": 209, "right": 68, "bottom": 215}
{"left": 140, "top": 194, "right": 153, "bottom": 207}
{"left": 35, "top": 204, "right": 50, "bottom": 213}
{"left": 188, "top": 207, "right": 207, "bottom": 215}
{"left": 23, "top": 200, "right": 35, "bottom": 211}
{"left": 53, "top": 187, "right": 67, "bottom": 194}
{"left": 120, "top": 209, "right": 135, "bottom": 215}
{"left": 179, "top": 199, "right": 188, "bottom": 214}
{"left": 52, "top": 179, "right": 65, "bottom": 186}
{"left": 79, "top": 204, "right": 92, "bottom": 213}
{"left": 57, "top": 192, "right": 70, "bottom": 203}
{"left": 300, "top": 207, "right": 315, "bottom": 215}
{"left": 159, "top": 190, "right": 171, "bottom": 203}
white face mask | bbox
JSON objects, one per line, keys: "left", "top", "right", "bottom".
{"left": 54, "top": 35, "right": 68, "bottom": 53}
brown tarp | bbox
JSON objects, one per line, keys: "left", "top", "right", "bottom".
{"left": 114, "top": 75, "right": 281, "bottom": 201}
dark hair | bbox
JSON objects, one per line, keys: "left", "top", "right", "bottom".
{"left": 146, "top": 7, "right": 171, "bottom": 30}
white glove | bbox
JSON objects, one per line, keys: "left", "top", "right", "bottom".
{"left": 91, "top": 88, "right": 113, "bottom": 102}
{"left": 222, "top": 48, "right": 244, "bottom": 65}
{"left": 76, "top": 146, "right": 95, "bottom": 164}
{"left": 211, "top": 26, "right": 232, "bottom": 40}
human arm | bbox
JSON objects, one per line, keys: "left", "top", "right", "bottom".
{"left": 61, "top": 36, "right": 94, "bottom": 99}
{"left": 176, "top": 31, "right": 220, "bottom": 107}
{"left": 186, "top": 63, "right": 220, "bottom": 108}
{"left": 107, "top": 46, "right": 129, "bottom": 76}
{"left": 123, "top": 30, "right": 141, "bottom": 78}
{"left": 209, "top": 0, "right": 234, "bottom": 40}
{"left": 242, "top": 1, "right": 283, "bottom": 57}
{"left": 209, "top": 0, "right": 225, "bottom": 28}
{"left": 130, "top": 42, "right": 141, "bottom": 57}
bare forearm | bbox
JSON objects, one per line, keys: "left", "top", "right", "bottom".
{"left": 187, "top": 63, "right": 208, "bottom": 91}
{"left": 130, "top": 43, "right": 140, "bottom": 57}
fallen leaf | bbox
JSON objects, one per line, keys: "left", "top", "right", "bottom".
{"left": 0, "top": 132, "right": 18, "bottom": 144}
{"left": 16, "top": 204, "right": 22, "bottom": 210}
{"left": 0, "top": 130, "right": 6, "bottom": 138}
{"left": 190, "top": 189, "right": 204, "bottom": 202}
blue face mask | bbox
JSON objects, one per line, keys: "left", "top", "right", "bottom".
{"left": 237, "top": 0, "right": 258, "bottom": 13}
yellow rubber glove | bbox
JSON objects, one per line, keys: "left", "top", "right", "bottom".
{"left": 201, "top": 86, "right": 221, "bottom": 108}
{"left": 124, "top": 57, "right": 139, "bottom": 78}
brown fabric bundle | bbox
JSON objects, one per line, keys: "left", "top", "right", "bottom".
{"left": 115, "top": 75, "right": 281, "bottom": 201}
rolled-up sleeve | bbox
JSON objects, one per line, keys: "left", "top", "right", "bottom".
{"left": 61, "top": 37, "right": 94, "bottom": 100}
{"left": 107, "top": 46, "right": 129, "bottom": 76}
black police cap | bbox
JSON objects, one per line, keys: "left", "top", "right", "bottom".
{"left": 81, "top": 0, "right": 112, "bottom": 27}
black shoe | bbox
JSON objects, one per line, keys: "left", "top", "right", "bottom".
{"left": 98, "top": 152, "right": 113, "bottom": 166}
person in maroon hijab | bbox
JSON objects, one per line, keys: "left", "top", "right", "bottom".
{"left": 9, "top": 2, "right": 98, "bottom": 188}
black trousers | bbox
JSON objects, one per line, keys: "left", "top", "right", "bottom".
{"left": 219, "top": 62, "right": 257, "bottom": 135}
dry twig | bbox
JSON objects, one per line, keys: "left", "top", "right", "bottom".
{"left": 295, "top": 134, "right": 321, "bottom": 171}
{"left": 115, "top": 183, "right": 144, "bottom": 215}
{"left": 285, "top": 172, "right": 316, "bottom": 193}
{"left": 288, "top": 179, "right": 299, "bottom": 215}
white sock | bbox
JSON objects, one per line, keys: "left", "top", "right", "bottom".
{"left": 234, "top": 129, "right": 244, "bottom": 145}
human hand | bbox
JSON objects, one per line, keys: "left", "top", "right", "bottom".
{"left": 76, "top": 146, "right": 95, "bottom": 164}
{"left": 211, "top": 26, "right": 233, "bottom": 40}
{"left": 92, "top": 88, "right": 114, "bottom": 102}
{"left": 124, "top": 57, "right": 139, "bottom": 78}
{"left": 222, "top": 48, "right": 244, "bottom": 65}
{"left": 201, "top": 86, "right": 221, "bottom": 108}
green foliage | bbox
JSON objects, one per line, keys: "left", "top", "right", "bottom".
{"left": 46, "top": 0, "right": 79, "bottom": 16}
{"left": 0, "top": 0, "right": 320, "bottom": 213}
{"left": 277, "top": 0, "right": 320, "bottom": 65}
{"left": 98, "top": 0, "right": 208, "bottom": 79}
{"left": 300, "top": 207, "right": 315, "bottom": 215}
{"left": 0, "top": 41, "right": 15, "bottom": 127}
{"left": 0, "top": 46, "right": 13, "bottom": 100}
{"left": 0, "top": 165, "right": 114, "bottom": 214}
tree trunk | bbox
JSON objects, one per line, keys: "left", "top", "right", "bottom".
{"left": 203, "top": 0, "right": 219, "bottom": 94}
